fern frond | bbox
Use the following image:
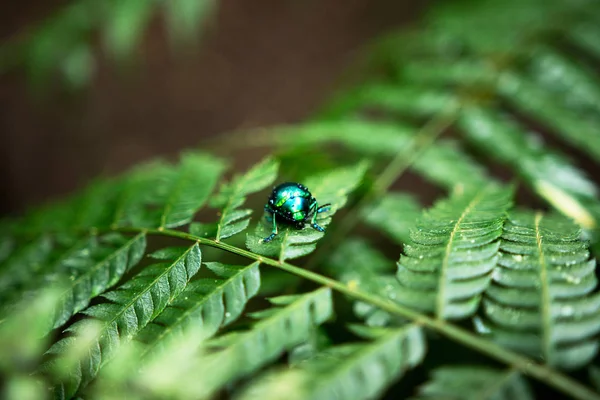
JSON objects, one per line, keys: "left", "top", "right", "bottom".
{"left": 497, "top": 70, "right": 600, "bottom": 161}
{"left": 411, "top": 366, "right": 533, "bottom": 400}
{"left": 136, "top": 261, "right": 260, "bottom": 356}
{"left": 237, "top": 324, "right": 425, "bottom": 400}
{"left": 317, "top": 85, "right": 458, "bottom": 121}
{"left": 396, "top": 185, "right": 513, "bottom": 319}
{"left": 476, "top": 211, "right": 600, "bottom": 369}
{"left": 327, "top": 239, "right": 403, "bottom": 327}
{"left": 362, "top": 192, "right": 421, "bottom": 244}
{"left": 3, "top": 233, "right": 147, "bottom": 330}
{"left": 458, "top": 106, "right": 600, "bottom": 229}
{"left": 113, "top": 153, "right": 226, "bottom": 229}
{"left": 208, "top": 156, "right": 279, "bottom": 241}
{"left": 51, "top": 232, "right": 147, "bottom": 329}
{"left": 246, "top": 162, "right": 368, "bottom": 260}
{"left": 194, "top": 287, "right": 333, "bottom": 398}
{"left": 276, "top": 121, "right": 490, "bottom": 190}
{"left": 0, "top": 287, "right": 63, "bottom": 370}
{"left": 45, "top": 244, "right": 201, "bottom": 398}
{"left": 0, "top": 235, "right": 53, "bottom": 305}
{"left": 156, "top": 153, "right": 226, "bottom": 229}
{"left": 525, "top": 46, "right": 600, "bottom": 114}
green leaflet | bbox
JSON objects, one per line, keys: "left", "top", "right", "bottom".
{"left": 156, "top": 153, "right": 227, "bottom": 229}
{"left": 424, "top": 0, "right": 565, "bottom": 54}
{"left": 362, "top": 192, "right": 421, "bottom": 244}
{"left": 476, "top": 211, "right": 600, "bottom": 369}
{"left": 208, "top": 156, "right": 279, "bottom": 241}
{"left": 411, "top": 366, "right": 533, "bottom": 400}
{"left": 327, "top": 238, "right": 403, "bottom": 327}
{"left": 524, "top": 46, "right": 600, "bottom": 116}
{"left": 0, "top": 235, "right": 53, "bottom": 305}
{"left": 317, "top": 85, "right": 458, "bottom": 120}
{"left": 246, "top": 162, "right": 368, "bottom": 260}
{"left": 328, "top": 238, "right": 426, "bottom": 329}
{"left": 458, "top": 106, "right": 600, "bottom": 229}
{"left": 51, "top": 233, "right": 147, "bottom": 329}
{"left": 135, "top": 261, "right": 260, "bottom": 356}
{"left": 274, "top": 119, "right": 490, "bottom": 191}
{"left": 496, "top": 70, "right": 600, "bottom": 162}
{"left": 45, "top": 244, "right": 201, "bottom": 398}
{"left": 113, "top": 153, "right": 226, "bottom": 229}
{"left": 237, "top": 324, "right": 425, "bottom": 400}
{"left": 396, "top": 185, "right": 513, "bottom": 320}
{"left": 0, "top": 287, "right": 64, "bottom": 371}
{"left": 193, "top": 287, "right": 333, "bottom": 398}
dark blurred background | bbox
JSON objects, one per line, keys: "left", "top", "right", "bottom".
{"left": 0, "top": 0, "right": 428, "bottom": 217}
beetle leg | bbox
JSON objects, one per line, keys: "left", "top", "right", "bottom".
{"left": 262, "top": 212, "right": 278, "bottom": 243}
{"left": 316, "top": 203, "right": 331, "bottom": 214}
{"left": 310, "top": 210, "right": 325, "bottom": 232}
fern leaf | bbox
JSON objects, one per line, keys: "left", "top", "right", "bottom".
{"left": 45, "top": 244, "right": 201, "bottom": 397}
{"left": 0, "top": 235, "right": 53, "bottom": 305}
{"left": 0, "top": 287, "right": 64, "bottom": 370}
{"left": 51, "top": 233, "right": 147, "bottom": 329}
{"left": 411, "top": 366, "right": 533, "bottom": 400}
{"left": 362, "top": 192, "right": 421, "bottom": 244}
{"left": 237, "top": 324, "right": 425, "bottom": 400}
{"left": 113, "top": 153, "right": 226, "bottom": 229}
{"left": 525, "top": 46, "right": 600, "bottom": 114}
{"left": 317, "top": 85, "right": 458, "bottom": 120}
{"left": 194, "top": 287, "right": 333, "bottom": 398}
{"left": 246, "top": 162, "right": 368, "bottom": 260}
{"left": 327, "top": 239, "right": 403, "bottom": 327}
{"left": 476, "top": 211, "right": 600, "bottom": 369}
{"left": 210, "top": 157, "right": 279, "bottom": 241}
{"left": 497, "top": 70, "right": 600, "bottom": 161}
{"left": 136, "top": 261, "right": 260, "bottom": 355}
{"left": 276, "top": 120, "right": 490, "bottom": 190}
{"left": 458, "top": 106, "right": 600, "bottom": 229}
{"left": 397, "top": 185, "right": 513, "bottom": 319}
{"left": 157, "top": 153, "right": 227, "bottom": 229}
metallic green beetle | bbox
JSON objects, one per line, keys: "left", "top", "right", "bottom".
{"left": 262, "top": 182, "right": 331, "bottom": 243}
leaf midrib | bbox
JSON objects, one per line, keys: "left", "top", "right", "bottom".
{"left": 99, "top": 243, "right": 197, "bottom": 339}
{"left": 59, "top": 233, "right": 145, "bottom": 300}
{"left": 216, "top": 288, "right": 329, "bottom": 355}
{"left": 308, "top": 325, "right": 419, "bottom": 395}
{"left": 535, "top": 212, "right": 552, "bottom": 362}
{"left": 436, "top": 189, "right": 487, "bottom": 319}
{"left": 140, "top": 262, "right": 258, "bottom": 357}
{"left": 216, "top": 175, "right": 250, "bottom": 241}
{"left": 160, "top": 166, "right": 194, "bottom": 229}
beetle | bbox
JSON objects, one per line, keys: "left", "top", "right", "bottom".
{"left": 262, "top": 182, "right": 331, "bottom": 243}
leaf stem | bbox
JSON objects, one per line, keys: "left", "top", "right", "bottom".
{"left": 117, "top": 226, "right": 600, "bottom": 400}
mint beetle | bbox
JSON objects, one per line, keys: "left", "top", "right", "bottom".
{"left": 262, "top": 182, "right": 331, "bottom": 243}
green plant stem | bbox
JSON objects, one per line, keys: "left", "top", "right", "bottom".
{"left": 119, "top": 226, "right": 600, "bottom": 400}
